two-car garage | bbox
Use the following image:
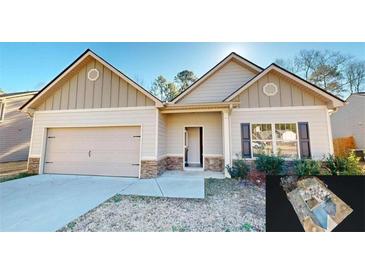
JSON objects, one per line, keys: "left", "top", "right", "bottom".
{"left": 43, "top": 126, "right": 141, "bottom": 177}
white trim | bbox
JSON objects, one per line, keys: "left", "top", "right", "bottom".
{"left": 248, "top": 122, "right": 301, "bottom": 160}
{"left": 225, "top": 65, "right": 345, "bottom": 107}
{"left": 160, "top": 107, "right": 229, "bottom": 114}
{"left": 203, "top": 154, "right": 224, "bottom": 157}
{"left": 171, "top": 53, "right": 262, "bottom": 103}
{"left": 182, "top": 125, "right": 204, "bottom": 170}
{"left": 141, "top": 156, "right": 158, "bottom": 161}
{"left": 326, "top": 110, "right": 334, "bottom": 154}
{"left": 0, "top": 101, "right": 6, "bottom": 122}
{"left": 232, "top": 105, "right": 327, "bottom": 112}
{"left": 222, "top": 110, "right": 231, "bottom": 177}
{"left": 155, "top": 109, "right": 159, "bottom": 158}
{"left": 28, "top": 111, "right": 37, "bottom": 156}
{"left": 35, "top": 106, "right": 156, "bottom": 114}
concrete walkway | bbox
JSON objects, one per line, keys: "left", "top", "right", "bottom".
{"left": 0, "top": 171, "right": 223, "bottom": 231}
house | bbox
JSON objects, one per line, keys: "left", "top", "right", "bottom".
{"left": 331, "top": 92, "right": 365, "bottom": 149}
{"left": 20, "top": 49, "right": 345, "bottom": 178}
{"left": 0, "top": 91, "right": 38, "bottom": 163}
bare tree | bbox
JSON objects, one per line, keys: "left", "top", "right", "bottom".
{"left": 345, "top": 61, "right": 365, "bottom": 93}
{"left": 275, "top": 49, "right": 365, "bottom": 97}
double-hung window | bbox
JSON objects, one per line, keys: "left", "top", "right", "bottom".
{"left": 242, "top": 122, "right": 310, "bottom": 159}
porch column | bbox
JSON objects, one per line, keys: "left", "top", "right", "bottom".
{"left": 222, "top": 109, "right": 231, "bottom": 177}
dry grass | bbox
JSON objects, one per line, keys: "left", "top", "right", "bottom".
{"left": 59, "top": 178, "right": 266, "bottom": 232}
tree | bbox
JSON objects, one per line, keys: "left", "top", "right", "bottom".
{"left": 345, "top": 61, "right": 365, "bottom": 93}
{"left": 0, "top": 88, "right": 4, "bottom": 95}
{"left": 174, "top": 70, "right": 197, "bottom": 92}
{"left": 150, "top": 75, "right": 178, "bottom": 101}
{"left": 275, "top": 49, "right": 365, "bottom": 97}
{"left": 150, "top": 70, "right": 198, "bottom": 101}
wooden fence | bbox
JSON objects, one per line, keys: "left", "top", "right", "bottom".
{"left": 333, "top": 136, "right": 356, "bottom": 156}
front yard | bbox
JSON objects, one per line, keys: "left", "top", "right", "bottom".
{"left": 59, "top": 178, "right": 266, "bottom": 232}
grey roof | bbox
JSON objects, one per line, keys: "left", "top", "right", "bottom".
{"left": 0, "top": 91, "right": 38, "bottom": 98}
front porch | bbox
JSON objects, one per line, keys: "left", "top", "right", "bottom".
{"left": 143, "top": 104, "right": 233, "bottom": 178}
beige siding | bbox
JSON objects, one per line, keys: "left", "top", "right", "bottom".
{"left": 157, "top": 111, "right": 167, "bottom": 158}
{"left": 230, "top": 107, "right": 332, "bottom": 160}
{"left": 0, "top": 95, "right": 34, "bottom": 162}
{"left": 331, "top": 94, "right": 365, "bottom": 148}
{"left": 29, "top": 108, "right": 157, "bottom": 162}
{"left": 179, "top": 60, "right": 256, "bottom": 104}
{"left": 237, "top": 71, "right": 327, "bottom": 108}
{"left": 36, "top": 59, "right": 155, "bottom": 110}
{"left": 165, "top": 112, "right": 222, "bottom": 156}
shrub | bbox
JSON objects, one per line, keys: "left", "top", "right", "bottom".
{"left": 294, "top": 159, "right": 321, "bottom": 176}
{"left": 323, "top": 152, "right": 364, "bottom": 175}
{"left": 255, "top": 154, "right": 284, "bottom": 175}
{"left": 226, "top": 159, "right": 250, "bottom": 181}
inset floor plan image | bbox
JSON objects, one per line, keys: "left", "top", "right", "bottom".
{"left": 281, "top": 177, "right": 353, "bottom": 232}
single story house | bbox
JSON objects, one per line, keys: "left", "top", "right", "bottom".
{"left": 20, "top": 49, "right": 345, "bottom": 178}
{"left": 331, "top": 92, "right": 365, "bottom": 149}
{"left": 0, "top": 91, "right": 38, "bottom": 162}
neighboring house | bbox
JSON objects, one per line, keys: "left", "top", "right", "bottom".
{"left": 20, "top": 49, "right": 345, "bottom": 178}
{"left": 0, "top": 91, "right": 38, "bottom": 162}
{"left": 331, "top": 92, "right": 365, "bottom": 148}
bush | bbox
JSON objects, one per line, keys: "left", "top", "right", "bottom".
{"left": 255, "top": 154, "right": 284, "bottom": 175}
{"left": 294, "top": 159, "right": 321, "bottom": 176}
{"left": 226, "top": 159, "right": 250, "bottom": 180}
{"left": 323, "top": 152, "right": 364, "bottom": 175}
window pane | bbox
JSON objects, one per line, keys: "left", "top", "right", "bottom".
{"left": 252, "top": 124, "right": 272, "bottom": 140}
{"left": 275, "top": 123, "right": 297, "bottom": 141}
{"left": 277, "top": 141, "right": 298, "bottom": 158}
{"left": 252, "top": 141, "right": 273, "bottom": 157}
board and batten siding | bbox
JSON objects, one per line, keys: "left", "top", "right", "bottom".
{"left": 234, "top": 71, "right": 327, "bottom": 108}
{"left": 36, "top": 59, "right": 155, "bottom": 111}
{"left": 230, "top": 107, "right": 332, "bottom": 160}
{"left": 29, "top": 108, "right": 157, "bottom": 162}
{"left": 179, "top": 60, "right": 256, "bottom": 104}
{"left": 165, "top": 112, "right": 223, "bottom": 156}
{"left": 0, "top": 95, "right": 34, "bottom": 162}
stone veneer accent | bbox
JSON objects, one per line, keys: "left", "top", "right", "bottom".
{"left": 140, "top": 160, "right": 158, "bottom": 179}
{"left": 28, "top": 157, "right": 40, "bottom": 174}
{"left": 166, "top": 156, "right": 183, "bottom": 170}
{"left": 157, "top": 157, "right": 167, "bottom": 175}
{"left": 140, "top": 156, "right": 183, "bottom": 178}
{"left": 204, "top": 156, "right": 224, "bottom": 172}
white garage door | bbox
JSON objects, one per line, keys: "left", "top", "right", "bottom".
{"left": 43, "top": 127, "right": 141, "bottom": 177}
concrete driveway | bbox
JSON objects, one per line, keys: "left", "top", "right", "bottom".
{"left": 0, "top": 171, "right": 222, "bottom": 231}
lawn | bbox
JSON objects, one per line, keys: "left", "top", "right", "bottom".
{"left": 0, "top": 172, "right": 34, "bottom": 183}
{"left": 59, "top": 178, "right": 266, "bottom": 232}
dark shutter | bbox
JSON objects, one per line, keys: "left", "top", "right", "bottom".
{"left": 298, "top": 122, "right": 311, "bottom": 158}
{"left": 241, "top": 123, "right": 251, "bottom": 158}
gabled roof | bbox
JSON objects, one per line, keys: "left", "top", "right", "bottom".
{"left": 170, "top": 52, "right": 263, "bottom": 103}
{"left": 223, "top": 63, "right": 346, "bottom": 107}
{"left": 0, "top": 90, "right": 37, "bottom": 99}
{"left": 20, "top": 49, "right": 163, "bottom": 110}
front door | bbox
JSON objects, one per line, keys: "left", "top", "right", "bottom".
{"left": 184, "top": 127, "right": 203, "bottom": 168}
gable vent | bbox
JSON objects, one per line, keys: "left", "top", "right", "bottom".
{"left": 88, "top": 68, "right": 99, "bottom": 81}
{"left": 263, "top": 82, "right": 278, "bottom": 96}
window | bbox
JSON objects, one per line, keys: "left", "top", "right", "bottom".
{"left": 275, "top": 123, "right": 298, "bottom": 158}
{"left": 0, "top": 101, "right": 5, "bottom": 122}
{"left": 251, "top": 124, "right": 273, "bottom": 157}
{"left": 242, "top": 122, "right": 305, "bottom": 159}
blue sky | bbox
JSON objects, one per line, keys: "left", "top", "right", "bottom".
{"left": 0, "top": 42, "right": 364, "bottom": 93}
